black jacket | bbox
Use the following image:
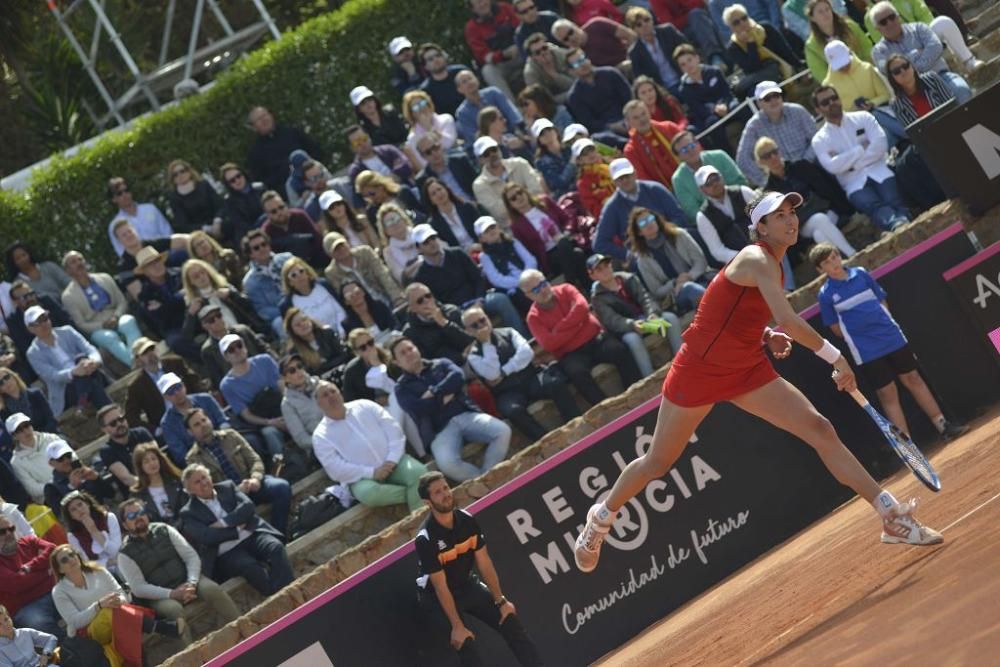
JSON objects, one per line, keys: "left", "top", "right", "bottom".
{"left": 134, "top": 478, "right": 188, "bottom": 528}
{"left": 247, "top": 125, "right": 323, "bottom": 192}
{"left": 765, "top": 159, "right": 853, "bottom": 217}
{"left": 402, "top": 303, "right": 474, "bottom": 365}
{"left": 412, "top": 248, "right": 487, "bottom": 308}
{"left": 221, "top": 182, "right": 267, "bottom": 246}
{"left": 167, "top": 181, "right": 225, "bottom": 234}
{"left": 416, "top": 155, "right": 479, "bottom": 201}
{"left": 629, "top": 25, "right": 687, "bottom": 89}
{"left": 428, "top": 201, "right": 484, "bottom": 249}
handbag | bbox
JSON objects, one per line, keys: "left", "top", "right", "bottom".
{"left": 247, "top": 385, "right": 283, "bottom": 419}
{"left": 292, "top": 492, "right": 346, "bottom": 539}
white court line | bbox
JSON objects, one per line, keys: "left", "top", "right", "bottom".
{"left": 940, "top": 490, "right": 1000, "bottom": 533}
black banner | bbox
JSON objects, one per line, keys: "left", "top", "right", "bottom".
{"left": 943, "top": 242, "right": 1000, "bottom": 364}
{"left": 213, "top": 225, "right": 995, "bottom": 667}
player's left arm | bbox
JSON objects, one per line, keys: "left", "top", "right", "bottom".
{"left": 474, "top": 546, "right": 516, "bottom": 622}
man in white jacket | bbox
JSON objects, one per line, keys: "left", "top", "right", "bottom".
{"left": 312, "top": 381, "right": 428, "bottom": 511}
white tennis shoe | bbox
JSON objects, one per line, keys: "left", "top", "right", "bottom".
{"left": 575, "top": 504, "right": 612, "bottom": 573}
{"left": 881, "top": 498, "right": 943, "bottom": 546}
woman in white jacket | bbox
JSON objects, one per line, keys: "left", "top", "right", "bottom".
{"left": 8, "top": 415, "right": 63, "bottom": 504}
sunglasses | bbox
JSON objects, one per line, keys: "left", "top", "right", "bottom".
{"left": 731, "top": 14, "right": 749, "bottom": 25}
{"left": 481, "top": 147, "right": 500, "bottom": 158}
{"left": 410, "top": 99, "right": 430, "bottom": 114}
{"left": 57, "top": 553, "right": 77, "bottom": 565}
{"left": 530, "top": 45, "right": 549, "bottom": 57}
{"left": 355, "top": 340, "right": 375, "bottom": 352}
{"left": 637, "top": 213, "right": 657, "bottom": 228}
{"left": 677, "top": 142, "right": 699, "bottom": 155}
{"left": 568, "top": 57, "right": 588, "bottom": 69}
{"left": 266, "top": 204, "right": 287, "bottom": 215}
{"left": 414, "top": 293, "right": 433, "bottom": 305}
{"left": 30, "top": 314, "right": 50, "bottom": 325}
{"left": 468, "top": 316, "right": 490, "bottom": 330}
{"left": 125, "top": 508, "right": 147, "bottom": 521}
{"left": 0, "top": 527, "right": 15, "bottom": 536}
{"left": 816, "top": 94, "right": 839, "bottom": 107}
{"left": 164, "top": 384, "right": 183, "bottom": 396}
{"left": 529, "top": 279, "right": 549, "bottom": 294}
{"left": 421, "top": 143, "right": 442, "bottom": 157}
{"left": 225, "top": 341, "right": 245, "bottom": 353}
{"left": 877, "top": 13, "right": 898, "bottom": 26}
{"left": 103, "top": 416, "right": 127, "bottom": 428}
{"left": 226, "top": 173, "right": 244, "bottom": 184}
{"left": 283, "top": 363, "right": 303, "bottom": 374}
{"left": 201, "top": 311, "right": 222, "bottom": 324}
{"left": 249, "top": 242, "right": 270, "bottom": 252}
{"left": 890, "top": 61, "right": 911, "bottom": 76}
{"left": 758, "top": 148, "right": 780, "bottom": 160}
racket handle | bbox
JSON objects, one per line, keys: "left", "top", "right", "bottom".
{"left": 847, "top": 388, "right": 869, "bottom": 407}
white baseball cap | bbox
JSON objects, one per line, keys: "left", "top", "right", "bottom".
{"left": 570, "top": 138, "right": 595, "bottom": 162}
{"left": 4, "top": 413, "right": 30, "bottom": 434}
{"left": 530, "top": 118, "right": 555, "bottom": 139}
{"left": 23, "top": 305, "right": 48, "bottom": 327}
{"left": 412, "top": 224, "right": 439, "bottom": 245}
{"left": 754, "top": 80, "right": 782, "bottom": 101}
{"left": 349, "top": 85, "right": 375, "bottom": 107}
{"left": 156, "top": 372, "right": 183, "bottom": 396}
{"left": 748, "top": 191, "right": 804, "bottom": 229}
{"left": 562, "top": 123, "right": 589, "bottom": 143}
{"left": 609, "top": 158, "right": 635, "bottom": 180}
{"left": 319, "top": 190, "right": 343, "bottom": 210}
{"left": 473, "top": 136, "right": 499, "bottom": 158}
{"left": 388, "top": 36, "right": 413, "bottom": 57}
{"left": 694, "top": 165, "right": 722, "bottom": 187}
{"left": 46, "top": 439, "right": 74, "bottom": 461}
{"left": 474, "top": 216, "right": 499, "bottom": 236}
{"left": 218, "top": 333, "right": 243, "bottom": 355}
{"left": 823, "top": 40, "right": 851, "bottom": 70}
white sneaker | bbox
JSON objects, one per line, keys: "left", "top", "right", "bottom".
{"left": 574, "top": 504, "right": 612, "bottom": 573}
{"left": 881, "top": 498, "right": 943, "bottom": 546}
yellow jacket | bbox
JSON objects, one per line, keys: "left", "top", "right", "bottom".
{"left": 823, "top": 55, "right": 893, "bottom": 110}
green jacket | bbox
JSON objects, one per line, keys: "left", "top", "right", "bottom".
{"left": 863, "top": 0, "right": 934, "bottom": 43}
{"left": 805, "top": 18, "right": 874, "bottom": 82}
{"left": 672, "top": 150, "right": 749, "bottom": 224}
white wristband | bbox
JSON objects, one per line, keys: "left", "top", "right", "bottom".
{"left": 815, "top": 338, "right": 841, "bottom": 364}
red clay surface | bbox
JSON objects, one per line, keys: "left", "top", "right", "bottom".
{"left": 597, "top": 406, "right": 1000, "bottom": 667}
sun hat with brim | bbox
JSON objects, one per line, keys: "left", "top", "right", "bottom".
{"left": 4, "top": 413, "right": 31, "bottom": 434}
{"left": 323, "top": 231, "right": 349, "bottom": 256}
{"left": 131, "top": 337, "right": 157, "bottom": 357}
{"left": 749, "top": 191, "right": 804, "bottom": 229}
{"left": 133, "top": 246, "right": 167, "bottom": 273}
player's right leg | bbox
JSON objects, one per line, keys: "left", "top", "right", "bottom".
{"left": 574, "top": 397, "right": 712, "bottom": 572}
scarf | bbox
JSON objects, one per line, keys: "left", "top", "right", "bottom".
{"left": 733, "top": 22, "right": 794, "bottom": 79}
{"left": 483, "top": 239, "right": 526, "bottom": 276}
{"left": 646, "top": 233, "right": 679, "bottom": 280}
{"left": 631, "top": 123, "right": 680, "bottom": 188}
{"left": 579, "top": 162, "right": 615, "bottom": 204}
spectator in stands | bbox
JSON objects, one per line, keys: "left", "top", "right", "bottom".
{"left": 392, "top": 336, "right": 511, "bottom": 481}
{"left": 219, "top": 162, "right": 266, "bottom": 247}
{"left": 532, "top": 118, "right": 576, "bottom": 198}
{"left": 804, "top": 0, "right": 873, "bottom": 83}
{"left": 822, "top": 40, "right": 905, "bottom": 145}
{"left": 97, "top": 403, "right": 155, "bottom": 495}
{"left": 4, "top": 243, "right": 68, "bottom": 305}
{"left": 312, "top": 380, "right": 427, "bottom": 510}
{"left": 724, "top": 3, "right": 800, "bottom": 100}
{"left": 811, "top": 85, "right": 910, "bottom": 232}
{"left": 133, "top": 247, "right": 201, "bottom": 362}
{"left": 341, "top": 281, "right": 401, "bottom": 347}
{"left": 280, "top": 304, "right": 351, "bottom": 381}
{"left": 44, "top": 439, "right": 115, "bottom": 516}
{"left": 106, "top": 177, "right": 174, "bottom": 258}
{"left": 472, "top": 137, "right": 546, "bottom": 224}
{"left": 181, "top": 259, "right": 263, "bottom": 338}
{"left": 198, "top": 304, "right": 274, "bottom": 390}
{"left": 25, "top": 305, "right": 110, "bottom": 417}
{"left": 8, "top": 414, "right": 62, "bottom": 504}
{"left": 709, "top": 0, "right": 783, "bottom": 39}
{"left": 574, "top": 138, "right": 616, "bottom": 218}
{"left": 60, "top": 491, "right": 121, "bottom": 573}
{"left": 242, "top": 229, "right": 294, "bottom": 340}
{"left": 475, "top": 217, "right": 537, "bottom": 315}
{"left": 131, "top": 442, "right": 187, "bottom": 526}
{"left": 285, "top": 148, "right": 318, "bottom": 210}
{"left": 0, "top": 370, "right": 59, "bottom": 446}
{"left": 388, "top": 36, "right": 425, "bottom": 95}
{"left": 415, "top": 136, "right": 478, "bottom": 202}
{"left": 517, "top": 83, "right": 575, "bottom": 134}
{"left": 349, "top": 87, "right": 410, "bottom": 151}
{"left": 403, "top": 91, "right": 458, "bottom": 169}
{"left": 673, "top": 45, "right": 739, "bottom": 151}
{"left": 117, "top": 497, "right": 240, "bottom": 642}
{"left": 376, "top": 213, "right": 421, "bottom": 287}
{"left": 180, "top": 464, "right": 294, "bottom": 595}
{"left": 632, "top": 76, "right": 688, "bottom": 130}
{"left": 50, "top": 543, "right": 181, "bottom": 666}
{"left": 278, "top": 257, "right": 348, "bottom": 339}
{"left": 587, "top": 253, "right": 683, "bottom": 377}
{"left": 565, "top": 49, "right": 632, "bottom": 139}
{"left": 346, "top": 125, "right": 414, "bottom": 194}
{"left": 866, "top": 0, "right": 981, "bottom": 79}
{"left": 0, "top": 516, "right": 61, "bottom": 637}
{"left": 595, "top": 158, "right": 688, "bottom": 263}
{"left": 323, "top": 232, "right": 403, "bottom": 308}
{"left": 502, "top": 183, "right": 590, "bottom": 290}
{"left": 296, "top": 159, "right": 335, "bottom": 222}
{"left": 418, "top": 43, "right": 468, "bottom": 116}
{"left": 317, "top": 191, "right": 381, "bottom": 250}
{"left": 463, "top": 304, "right": 579, "bottom": 440}
{"left": 519, "top": 269, "right": 640, "bottom": 404}
{"left": 551, "top": 17, "right": 636, "bottom": 68}
{"left": 5, "top": 283, "right": 72, "bottom": 381}
{"left": 622, "top": 99, "right": 683, "bottom": 189}
{"left": 514, "top": 0, "right": 561, "bottom": 55}
{"left": 671, "top": 130, "right": 748, "bottom": 223}
{"left": 61, "top": 251, "right": 139, "bottom": 368}
{"left": 627, "top": 207, "right": 712, "bottom": 313}
{"left": 885, "top": 53, "right": 956, "bottom": 128}
{"left": 464, "top": 0, "right": 525, "bottom": 101}
{"left": 478, "top": 107, "right": 534, "bottom": 164}
{"left": 522, "top": 33, "right": 575, "bottom": 104}
{"left": 650, "top": 0, "right": 728, "bottom": 65}
{"left": 422, "top": 178, "right": 483, "bottom": 253}
{"left": 754, "top": 136, "right": 857, "bottom": 256}
{"left": 112, "top": 219, "right": 189, "bottom": 277}
{"left": 356, "top": 171, "right": 427, "bottom": 230}
{"left": 693, "top": 165, "right": 762, "bottom": 255}
{"left": 736, "top": 81, "right": 818, "bottom": 186}
{"left": 402, "top": 283, "right": 476, "bottom": 367}
{"left": 246, "top": 106, "right": 322, "bottom": 192}
{"left": 165, "top": 159, "right": 224, "bottom": 236}
{"left": 183, "top": 407, "right": 291, "bottom": 535}
{"left": 455, "top": 69, "right": 524, "bottom": 146}
{"left": 0, "top": 603, "right": 59, "bottom": 664}
{"left": 218, "top": 335, "right": 289, "bottom": 469}
{"left": 159, "top": 373, "right": 229, "bottom": 466}
{"left": 259, "top": 191, "right": 326, "bottom": 269}
{"left": 125, "top": 337, "right": 203, "bottom": 433}
{"left": 412, "top": 224, "right": 528, "bottom": 336}
{"left": 625, "top": 6, "right": 687, "bottom": 96}
{"left": 277, "top": 354, "right": 322, "bottom": 456}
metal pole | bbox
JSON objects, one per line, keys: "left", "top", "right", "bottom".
{"left": 249, "top": 0, "right": 282, "bottom": 40}
{"left": 206, "top": 0, "right": 235, "bottom": 36}
{"left": 159, "top": 0, "right": 177, "bottom": 67}
{"left": 183, "top": 0, "right": 206, "bottom": 81}
{"left": 45, "top": 1, "right": 126, "bottom": 126}
{"left": 84, "top": 0, "right": 161, "bottom": 110}
{"left": 88, "top": 0, "right": 104, "bottom": 63}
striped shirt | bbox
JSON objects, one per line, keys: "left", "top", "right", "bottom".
{"left": 736, "top": 103, "right": 819, "bottom": 186}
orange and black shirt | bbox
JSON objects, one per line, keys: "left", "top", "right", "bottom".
{"left": 415, "top": 509, "right": 485, "bottom": 593}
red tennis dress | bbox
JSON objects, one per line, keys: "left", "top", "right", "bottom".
{"left": 662, "top": 243, "right": 781, "bottom": 407}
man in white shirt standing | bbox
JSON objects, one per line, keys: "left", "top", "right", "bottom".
{"left": 810, "top": 85, "right": 910, "bottom": 233}
{"left": 312, "top": 381, "right": 427, "bottom": 511}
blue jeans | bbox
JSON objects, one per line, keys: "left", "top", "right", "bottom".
{"left": 259, "top": 425, "right": 286, "bottom": 458}
{"left": 481, "top": 291, "right": 528, "bottom": 337}
{"left": 14, "top": 593, "right": 63, "bottom": 638}
{"left": 430, "top": 412, "right": 511, "bottom": 482}
{"left": 90, "top": 314, "right": 143, "bottom": 366}
{"left": 64, "top": 373, "right": 111, "bottom": 411}
{"left": 621, "top": 311, "right": 683, "bottom": 377}
{"left": 676, "top": 281, "right": 707, "bottom": 313}
{"left": 848, "top": 177, "right": 910, "bottom": 230}
{"left": 939, "top": 71, "right": 972, "bottom": 105}
{"left": 870, "top": 107, "right": 908, "bottom": 149}
{"left": 249, "top": 474, "right": 291, "bottom": 535}
{"left": 683, "top": 8, "right": 727, "bottom": 61}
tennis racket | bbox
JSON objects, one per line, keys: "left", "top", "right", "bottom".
{"left": 847, "top": 387, "right": 942, "bottom": 492}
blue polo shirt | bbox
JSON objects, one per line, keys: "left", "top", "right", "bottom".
{"left": 817, "top": 267, "right": 906, "bottom": 365}
{"left": 220, "top": 354, "right": 280, "bottom": 414}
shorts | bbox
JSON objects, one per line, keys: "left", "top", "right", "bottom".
{"left": 859, "top": 344, "right": 917, "bottom": 389}
{"left": 662, "top": 344, "right": 779, "bottom": 407}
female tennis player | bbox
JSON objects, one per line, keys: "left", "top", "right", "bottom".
{"left": 574, "top": 191, "right": 942, "bottom": 573}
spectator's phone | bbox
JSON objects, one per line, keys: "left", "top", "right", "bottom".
{"left": 70, "top": 458, "right": 83, "bottom": 470}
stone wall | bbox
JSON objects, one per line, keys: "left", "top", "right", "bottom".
{"left": 162, "top": 198, "right": 999, "bottom": 667}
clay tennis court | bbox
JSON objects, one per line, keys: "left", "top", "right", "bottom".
{"left": 597, "top": 406, "right": 1000, "bottom": 666}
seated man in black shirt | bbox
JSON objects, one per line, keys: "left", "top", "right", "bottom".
{"left": 96, "top": 403, "right": 156, "bottom": 496}
{"left": 401, "top": 283, "right": 475, "bottom": 366}
{"left": 415, "top": 471, "right": 542, "bottom": 666}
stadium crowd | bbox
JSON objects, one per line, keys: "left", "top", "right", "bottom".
{"left": 0, "top": 0, "right": 986, "bottom": 663}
